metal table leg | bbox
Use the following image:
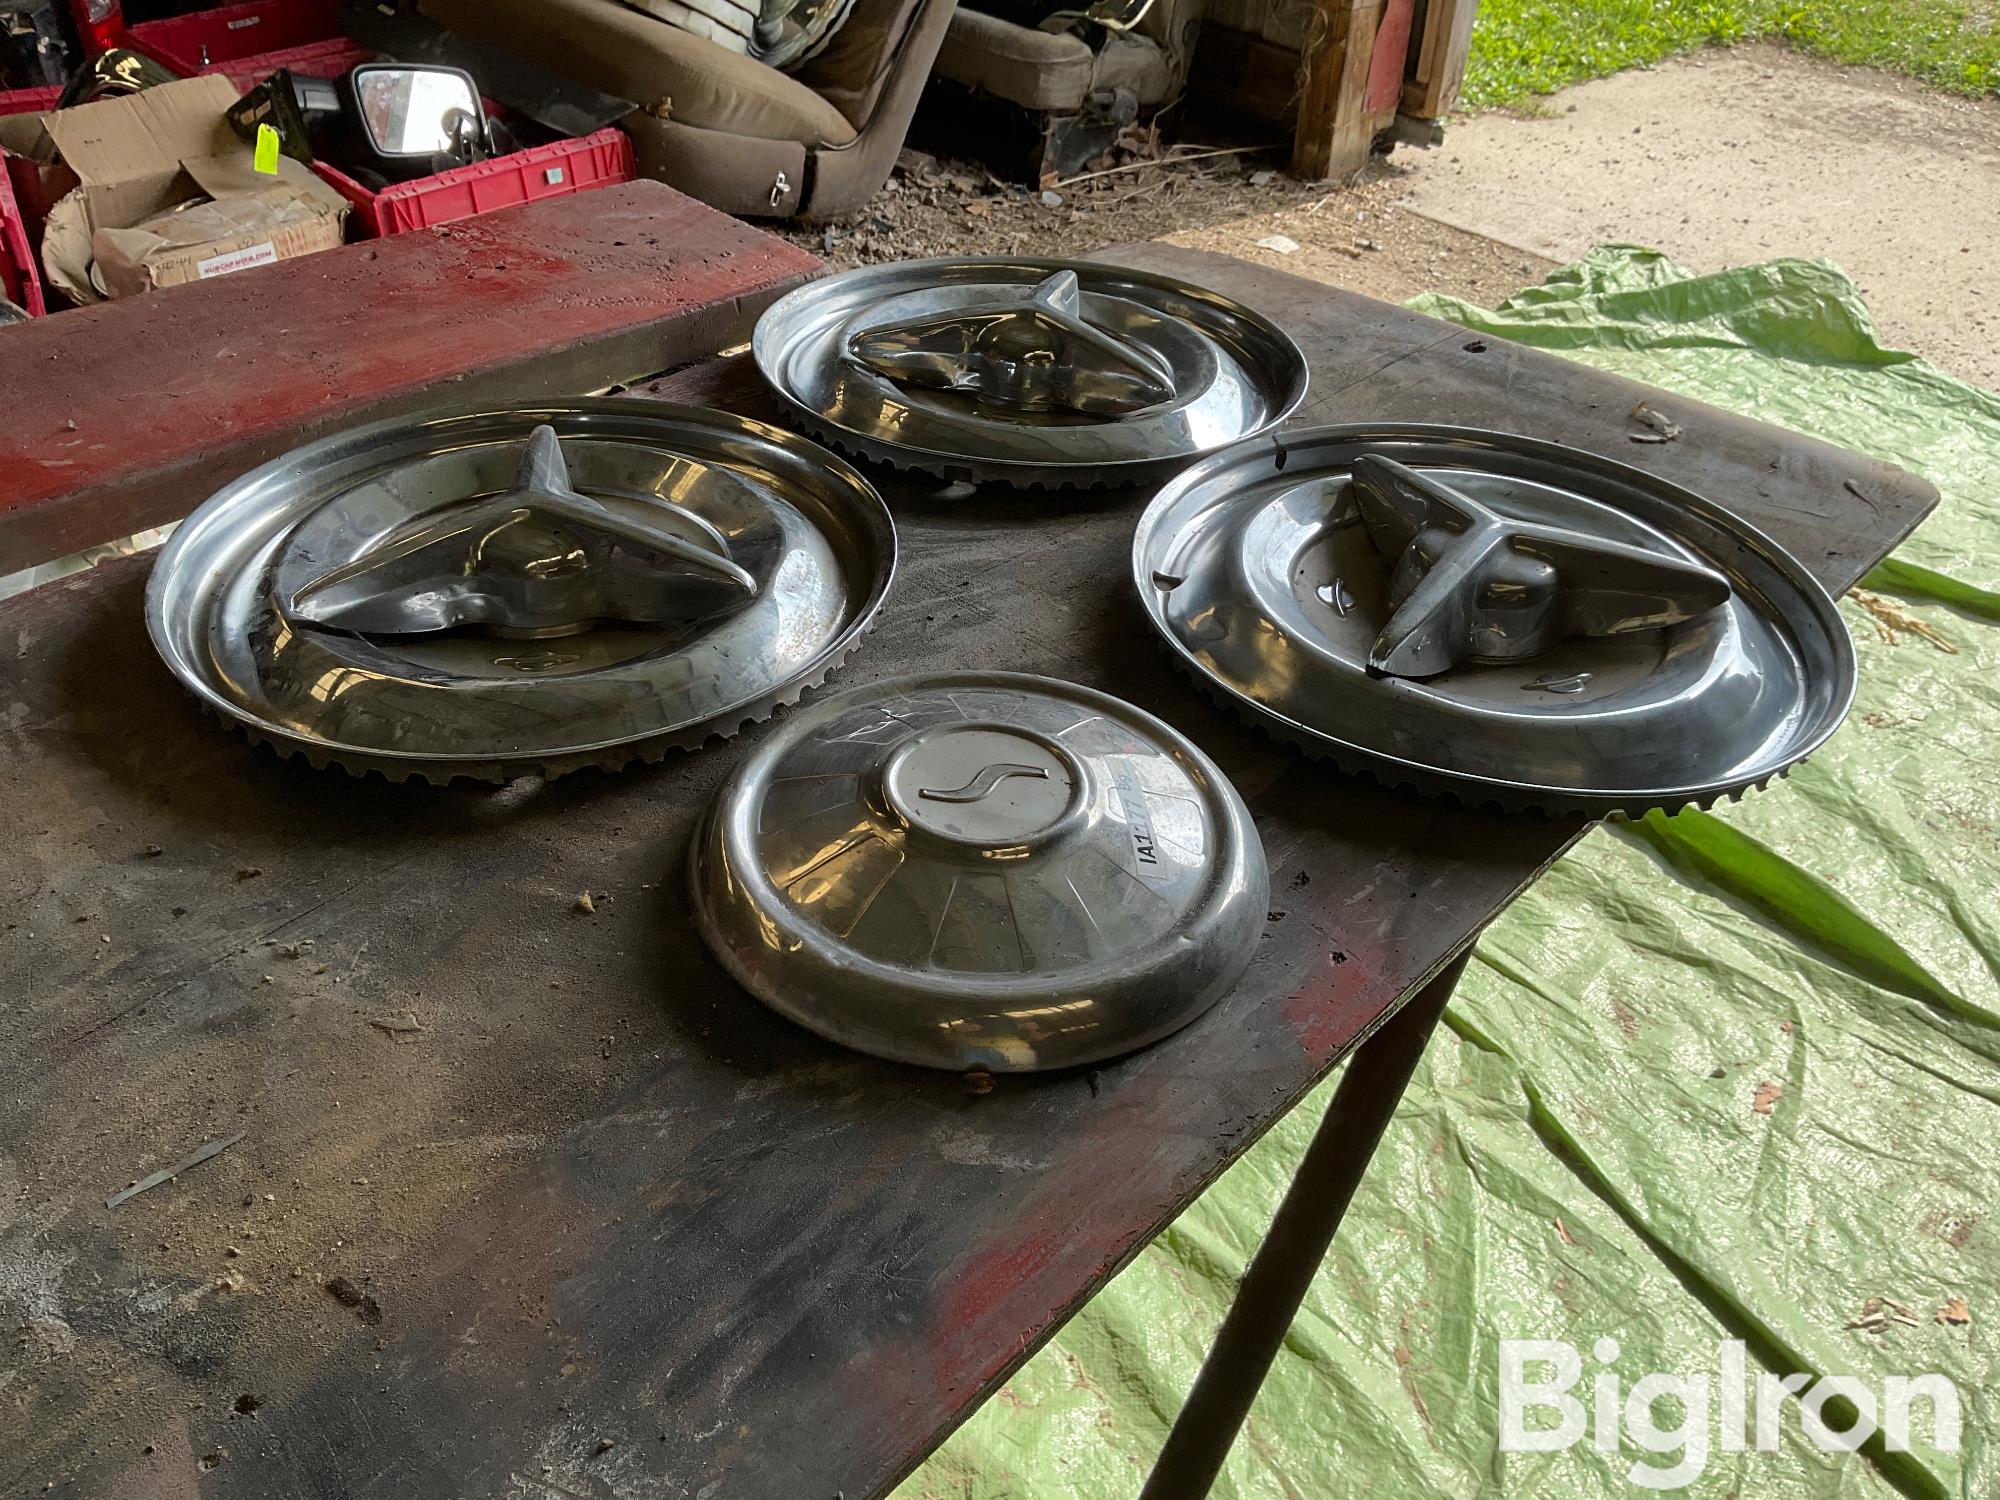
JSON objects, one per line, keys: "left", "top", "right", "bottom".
{"left": 1137, "top": 947, "right": 1475, "bottom": 1500}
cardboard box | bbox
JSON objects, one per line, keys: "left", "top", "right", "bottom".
{"left": 92, "top": 154, "right": 346, "bottom": 297}
{"left": 0, "top": 74, "right": 347, "bottom": 304}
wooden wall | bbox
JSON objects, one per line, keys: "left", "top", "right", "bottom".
{"left": 1187, "top": 0, "right": 1477, "bottom": 169}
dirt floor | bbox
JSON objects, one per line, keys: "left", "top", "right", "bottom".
{"left": 781, "top": 142, "right": 1560, "bottom": 311}
{"left": 794, "top": 41, "right": 2000, "bottom": 392}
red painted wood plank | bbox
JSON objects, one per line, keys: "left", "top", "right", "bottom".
{"left": 0, "top": 179, "right": 820, "bottom": 571}
{"left": 1365, "top": 0, "right": 1416, "bottom": 114}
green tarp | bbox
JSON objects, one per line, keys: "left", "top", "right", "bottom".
{"left": 897, "top": 247, "right": 1999, "bottom": 1499}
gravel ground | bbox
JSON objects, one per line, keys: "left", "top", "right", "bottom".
{"left": 786, "top": 36, "right": 2000, "bottom": 392}
{"left": 781, "top": 141, "right": 1559, "bottom": 309}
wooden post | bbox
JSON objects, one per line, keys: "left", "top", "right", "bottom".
{"left": 1291, "top": 0, "right": 1388, "bottom": 180}
{"left": 1401, "top": 0, "right": 1480, "bottom": 119}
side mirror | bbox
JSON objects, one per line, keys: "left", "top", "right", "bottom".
{"left": 344, "top": 64, "right": 486, "bottom": 164}
{"left": 227, "top": 68, "right": 343, "bottom": 165}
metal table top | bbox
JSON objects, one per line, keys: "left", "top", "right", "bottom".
{"left": 0, "top": 246, "right": 1934, "bottom": 1500}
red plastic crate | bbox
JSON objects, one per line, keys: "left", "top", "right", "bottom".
{"left": 5, "top": 26, "right": 365, "bottom": 118}
{"left": 125, "top": 0, "right": 340, "bottom": 71}
{"left": 196, "top": 35, "right": 379, "bottom": 89}
{"left": 213, "top": 34, "right": 380, "bottom": 85}
{"left": 0, "top": 152, "right": 47, "bottom": 316}
{"left": 312, "top": 127, "right": 634, "bottom": 239}
{"left": 0, "top": 85, "right": 62, "bottom": 118}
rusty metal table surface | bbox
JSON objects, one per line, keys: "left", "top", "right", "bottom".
{"left": 0, "top": 247, "right": 1935, "bottom": 1500}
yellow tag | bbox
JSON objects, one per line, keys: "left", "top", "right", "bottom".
{"left": 254, "top": 123, "right": 281, "bottom": 175}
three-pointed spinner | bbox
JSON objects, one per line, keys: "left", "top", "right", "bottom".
{"left": 1350, "top": 454, "right": 1731, "bottom": 678}
{"left": 285, "top": 425, "right": 758, "bottom": 639}
{"left": 846, "top": 269, "right": 1178, "bottom": 416}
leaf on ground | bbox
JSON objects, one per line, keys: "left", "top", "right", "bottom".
{"left": 365, "top": 1011, "right": 427, "bottom": 1043}
{"left": 1752, "top": 1080, "right": 1783, "bottom": 1115}
{"left": 1844, "top": 1296, "right": 1921, "bottom": 1332}
{"left": 1849, "top": 588, "right": 1958, "bottom": 652}
{"left": 1628, "top": 400, "right": 1682, "bottom": 442}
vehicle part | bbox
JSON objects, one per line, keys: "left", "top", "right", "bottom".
{"left": 147, "top": 401, "right": 895, "bottom": 782}
{"left": 626, "top": 0, "right": 858, "bottom": 66}
{"left": 745, "top": 0, "right": 859, "bottom": 68}
{"left": 1348, "top": 453, "right": 1733, "bottom": 678}
{"left": 52, "top": 44, "right": 177, "bottom": 106}
{"left": 226, "top": 68, "right": 336, "bottom": 164}
{"left": 754, "top": 257, "right": 1307, "bottom": 488}
{"left": 1132, "top": 424, "right": 1857, "bottom": 815}
{"left": 418, "top": 0, "right": 959, "bottom": 222}
{"left": 346, "top": 62, "right": 488, "bottom": 170}
{"left": 690, "top": 671, "right": 1270, "bottom": 1070}
{"left": 229, "top": 63, "right": 490, "bottom": 179}
{"left": 340, "top": 0, "right": 636, "bottom": 139}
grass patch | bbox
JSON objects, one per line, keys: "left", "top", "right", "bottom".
{"left": 1460, "top": 0, "right": 2000, "bottom": 110}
